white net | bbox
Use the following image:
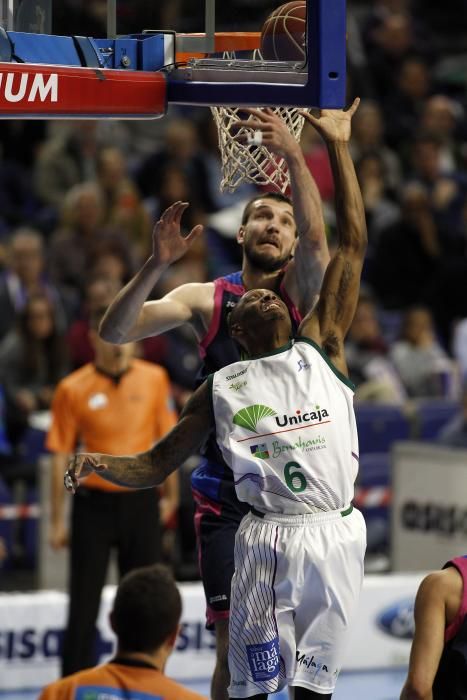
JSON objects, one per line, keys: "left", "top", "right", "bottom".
{"left": 211, "top": 105, "right": 308, "bottom": 193}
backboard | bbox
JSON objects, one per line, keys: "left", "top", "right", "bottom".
{"left": 0, "top": 0, "right": 346, "bottom": 118}
{"left": 167, "top": 0, "right": 346, "bottom": 108}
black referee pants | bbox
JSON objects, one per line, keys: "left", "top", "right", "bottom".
{"left": 61, "top": 487, "right": 162, "bottom": 677}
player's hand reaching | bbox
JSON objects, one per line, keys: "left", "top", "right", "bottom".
{"left": 233, "top": 107, "right": 301, "bottom": 159}
{"left": 151, "top": 201, "right": 204, "bottom": 266}
{"left": 300, "top": 97, "right": 360, "bottom": 144}
{"left": 64, "top": 453, "right": 108, "bottom": 494}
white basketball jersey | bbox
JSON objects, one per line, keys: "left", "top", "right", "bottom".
{"left": 210, "top": 338, "right": 359, "bottom": 514}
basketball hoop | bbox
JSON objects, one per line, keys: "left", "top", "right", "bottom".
{"left": 211, "top": 104, "right": 309, "bottom": 193}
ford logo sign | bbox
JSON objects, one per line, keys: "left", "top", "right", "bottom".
{"left": 377, "top": 599, "right": 415, "bottom": 639}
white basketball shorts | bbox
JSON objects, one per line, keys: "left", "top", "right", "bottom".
{"left": 228, "top": 506, "right": 366, "bottom": 697}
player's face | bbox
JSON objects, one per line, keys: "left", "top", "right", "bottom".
{"left": 237, "top": 288, "right": 290, "bottom": 325}
{"left": 239, "top": 199, "right": 296, "bottom": 272}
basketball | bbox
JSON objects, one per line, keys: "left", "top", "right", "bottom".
{"left": 260, "top": 1, "right": 306, "bottom": 62}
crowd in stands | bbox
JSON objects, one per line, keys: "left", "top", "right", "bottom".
{"left": 1, "top": 0, "right": 467, "bottom": 577}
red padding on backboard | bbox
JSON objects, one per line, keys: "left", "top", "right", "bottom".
{"left": 0, "top": 62, "right": 167, "bottom": 118}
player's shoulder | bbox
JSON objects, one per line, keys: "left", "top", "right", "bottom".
{"left": 37, "top": 665, "right": 109, "bottom": 698}
{"left": 55, "top": 364, "right": 96, "bottom": 392}
{"left": 418, "top": 567, "right": 463, "bottom": 604}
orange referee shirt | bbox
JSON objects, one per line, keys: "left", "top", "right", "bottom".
{"left": 38, "top": 659, "right": 208, "bottom": 700}
{"left": 46, "top": 360, "right": 177, "bottom": 492}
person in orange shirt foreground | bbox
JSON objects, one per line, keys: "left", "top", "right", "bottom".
{"left": 38, "top": 563, "right": 207, "bottom": 700}
{"left": 47, "top": 305, "right": 179, "bottom": 676}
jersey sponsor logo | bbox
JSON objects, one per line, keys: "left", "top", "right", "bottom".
{"left": 0, "top": 72, "right": 58, "bottom": 103}
{"left": 270, "top": 435, "right": 326, "bottom": 456}
{"left": 297, "top": 359, "right": 311, "bottom": 372}
{"left": 250, "top": 443, "right": 270, "bottom": 459}
{"left": 233, "top": 404, "right": 277, "bottom": 433}
{"left": 275, "top": 407, "right": 329, "bottom": 428}
{"left": 296, "top": 650, "right": 331, "bottom": 675}
{"left": 226, "top": 368, "right": 247, "bottom": 381}
{"left": 246, "top": 638, "right": 280, "bottom": 682}
{"left": 377, "top": 599, "right": 415, "bottom": 639}
{"left": 209, "top": 594, "right": 228, "bottom": 603}
{"left": 229, "top": 380, "right": 247, "bottom": 392}
{"left": 88, "top": 392, "right": 109, "bottom": 410}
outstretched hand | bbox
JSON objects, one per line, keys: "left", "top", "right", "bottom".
{"left": 64, "top": 453, "right": 108, "bottom": 494}
{"left": 300, "top": 97, "right": 360, "bottom": 144}
{"left": 233, "top": 108, "right": 301, "bottom": 158}
{"left": 151, "top": 201, "right": 204, "bottom": 266}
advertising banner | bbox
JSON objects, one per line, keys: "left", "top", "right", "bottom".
{"left": 392, "top": 442, "right": 467, "bottom": 571}
{"left": 0, "top": 575, "right": 425, "bottom": 690}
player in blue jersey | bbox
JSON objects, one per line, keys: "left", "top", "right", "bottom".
{"left": 66, "top": 97, "right": 366, "bottom": 699}
{"left": 99, "top": 108, "right": 329, "bottom": 700}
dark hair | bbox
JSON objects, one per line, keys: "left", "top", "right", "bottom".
{"left": 241, "top": 192, "right": 293, "bottom": 225}
{"left": 112, "top": 564, "right": 182, "bottom": 653}
{"left": 18, "top": 293, "right": 68, "bottom": 383}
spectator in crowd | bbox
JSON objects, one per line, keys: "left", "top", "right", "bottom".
{"left": 437, "top": 382, "right": 467, "bottom": 448}
{"left": 47, "top": 308, "right": 179, "bottom": 676}
{"left": 369, "top": 183, "right": 441, "bottom": 309}
{"left": 0, "top": 227, "right": 75, "bottom": 341}
{"left": 38, "top": 563, "right": 207, "bottom": 700}
{"left": 0, "top": 293, "right": 70, "bottom": 450}
{"left": 350, "top": 99, "right": 401, "bottom": 191}
{"left": 419, "top": 95, "right": 465, "bottom": 172}
{"left": 383, "top": 54, "right": 432, "bottom": 153}
{"left": 364, "top": 11, "right": 433, "bottom": 101}
{"left": 389, "top": 306, "right": 455, "bottom": 398}
{"left": 48, "top": 182, "right": 134, "bottom": 295}
{"left": 66, "top": 276, "right": 169, "bottom": 371}
{"left": 407, "top": 133, "right": 467, "bottom": 236}
{"left": 95, "top": 146, "right": 151, "bottom": 261}
{"left": 400, "top": 555, "right": 467, "bottom": 700}
{"left": 66, "top": 277, "right": 121, "bottom": 369}
{"left": 345, "top": 294, "right": 406, "bottom": 403}
{"left": 355, "top": 151, "right": 400, "bottom": 253}
{"left": 136, "top": 117, "right": 216, "bottom": 215}
{"left": 33, "top": 121, "right": 102, "bottom": 211}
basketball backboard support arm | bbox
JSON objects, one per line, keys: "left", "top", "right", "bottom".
{"left": 167, "top": 0, "right": 346, "bottom": 109}
{"left": 0, "top": 0, "right": 346, "bottom": 118}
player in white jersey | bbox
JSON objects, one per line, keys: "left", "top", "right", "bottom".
{"left": 65, "top": 97, "right": 367, "bottom": 700}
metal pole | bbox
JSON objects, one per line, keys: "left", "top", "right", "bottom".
{"left": 107, "top": 0, "right": 117, "bottom": 38}
{"left": 7, "top": 0, "right": 15, "bottom": 30}
{"left": 205, "top": 0, "right": 215, "bottom": 53}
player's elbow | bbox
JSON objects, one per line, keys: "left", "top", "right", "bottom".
{"left": 402, "top": 675, "right": 433, "bottom": 700}
{"left": 98, "top": 318, "right": 126, "bottom": 344}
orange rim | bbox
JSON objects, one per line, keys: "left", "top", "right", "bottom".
{"left": 175, "top": 31, "right": 261, "bottom": 62}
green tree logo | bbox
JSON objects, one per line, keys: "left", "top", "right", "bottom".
{"left": 233, "top": 405, "right": 277, "bottom": 433}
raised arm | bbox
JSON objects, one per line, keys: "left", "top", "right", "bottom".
{"left": 298, "top": 99, "right": 367, "bottom": 375}
{"left": 234, "top": 108, "right": 328, "bottom": 314}
{"left": 64, "top": 381, "right": 213, "bottom": 492}
{"left": 99, "top": 201, "right": 205, "bottom": 343}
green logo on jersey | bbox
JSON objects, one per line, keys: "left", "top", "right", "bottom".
{"left": 233, "top": 405, "right": 277, "bottom": 433}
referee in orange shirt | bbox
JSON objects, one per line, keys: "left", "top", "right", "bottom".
{"left": 47, "top": 307, "right": 179, "bottom": 677}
